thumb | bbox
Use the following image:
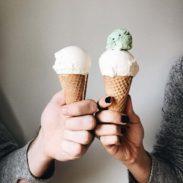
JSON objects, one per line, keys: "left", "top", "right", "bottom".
{"left": 125, "top": 95, "right": 140, "bottom": 124}
{"left": 97, "top": 96, "right": 113, "bottom": 110}
{"left": 50, "top": 90, "right": 66, "bottom": 106}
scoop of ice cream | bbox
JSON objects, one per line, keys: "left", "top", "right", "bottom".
{"left": 99, "top": 50, "right": 139, "bottom": 77}
{"left": 106, "top": 29, "right": 132, "bottom": 50}
{"left": 53, "top": 46, "right": 91, "bottom": 75}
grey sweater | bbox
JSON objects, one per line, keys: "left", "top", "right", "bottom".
{"left": 130, "top": 57, "right": 183, "bottom": 183}
{"left": 0, "top": 122, "right": 53, "bottom": 183}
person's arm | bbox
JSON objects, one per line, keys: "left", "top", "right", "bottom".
{"left": 0, "top": 121, "right": 53, "bottom": 183}
{"left": 95, "top": 57, "right": 183, "bottom": 183}
{"left": 26, "top": 92, "right": 97, "bottom": 178}
{"left": 148, "top": 57, "right": 183, "bottom": 183}
{"left": 126, "top": 58, "right": 183, "bottom": 183}
{"left": 0, "top": 91, "right": 97, "bottom": 183}
{"left": 0, "top": 141, "right": 54, "bottom": 183}
{"left": 95, "top": 96, "right": 152, "bottom": 183}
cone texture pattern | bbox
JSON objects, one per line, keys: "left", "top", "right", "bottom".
{"left": 103, "top": 76, "right": 133, "bottom": 113}
{"left": 59, "top": 74, "right": 88, "bottom": 104}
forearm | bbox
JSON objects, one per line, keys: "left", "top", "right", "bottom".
{"left": 0, "top": 121, "right": 53, "bottom": 182}
{"left": 125, "top": 147, "right": 152, "bottom": 183}
{"left": 27, "top": 130, "right": 55, "bottom": 179}
{"left": 27, "top": 132, "right": 54, "bottom": 177}
{"left": 127, "top": 58, "right": 183, "bottom": 183}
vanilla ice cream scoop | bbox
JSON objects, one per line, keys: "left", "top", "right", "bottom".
{"left": 53, "top": 46, "right": 91, "bottom": 75}
{"left": 99, "top": 50, "right": 139, "bottom": 77}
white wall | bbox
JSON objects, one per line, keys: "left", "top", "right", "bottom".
{"left": 0, "top": 0, "right": 183, "bottom": 182}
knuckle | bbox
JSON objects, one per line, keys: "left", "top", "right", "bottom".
{"left": 112, "top": 136, "right": 118, "bottom": 144}
{"left": 100, "top": 136, "right": 105, "bottom": 144}
{"left": 101, "top": 136, "right": 119, "bottom": 145}
{"left": 73, "top": 106, "right": 82, "bottom": 115}
{"left": 96, "top": 111, "right": 104, "bottom": 122}
{"left": 101, "top": 137, "right": 111, "bottom": 145}
{"left": 65, "top": 118, "right": 74, "bottom": 129}
{"left": 81, "top": 116, "right": 95, "bottom": 130}
{"left": 95, "top": 111, "right": 100, "bottom": 120}
{"left": 68, "top": 104, "right": 83, "bottom": 115}
{"left": 55, "top": 154, "right": 63, "bottom": 161}
{"left": 95, "top": 125, "right": 102, "bottom": 135}
{"left": 111, "top": 125, "right": 118, "bottom": 133}
{"left": 87, "top": 116, "right": 96, "bottom": 129}
{"left": 64, "top": 117, "right": 70, "bottom": 126}
{"left": 114, "top": 113, "right": 121, "bottom": 123}
{"left": 89, "top": 101, "right": 98, "bottom": 113}
{"left": 64, "top": 123, "right": 69, "bottom": 130}
{"left": 82, "top": 131, "right": 92, "bottom": 144}
{"left": 73, "top": 144, "right": 83, "bottom": 156}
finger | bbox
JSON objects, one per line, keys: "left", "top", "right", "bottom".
{"left": 97, "top": 96, "right": 113, "bottom": 110}
{"left": 50, "top": 91, "right": 66, "bottom": 106}
{"left": 95, "top": 124, "right": 121, "bottom": 136}
{"left": 125, "top": 96, "right": 140, "bottom": 124}
{"left": 65, "top": 115, "right": 96, "bottom": 131}
{"left": 64, "top": 130, "right": 93, "bottom": 145}
{"left": 61, "top": 140, "right": 86, "bottom": 157}
{"left": 96, "top": 110, "right": 125, "bottom": 125}
{"left": 61, "top": 100, "right": 97, "bottom": 116}
{"left": 100, "top": 135, "right": 120, "bottom": 146}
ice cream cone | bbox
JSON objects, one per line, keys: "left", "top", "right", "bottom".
{"left": 99, "top": 29, "right": 139, "bottom": 113}
{"left": 103, "top": 76, "right": 133, "bottom": 113}
{"left": 59, "top": 74, "right": 88, "bottom": 104}
{"left": 53, "top": 46, "right": 91, "bottom": 104}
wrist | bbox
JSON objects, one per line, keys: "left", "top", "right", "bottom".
{"left": 124, "top": 146, "right": 152, "bottom": 183}
{"left": 27, "top": 129, "right": 54, "bottom": 178}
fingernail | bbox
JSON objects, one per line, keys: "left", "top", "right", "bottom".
{"left": 121, "top": 126, "right": 127, "bottom": 134}
{"left": 121, "top": 115, "right": 129, "bottom": 123}
{"left": 105, "top": 96, "right": 112, "bottom": 103}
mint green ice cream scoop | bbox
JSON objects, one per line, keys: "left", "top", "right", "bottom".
{"left": 106, "top": 29, "right": 132, "bottom": 50}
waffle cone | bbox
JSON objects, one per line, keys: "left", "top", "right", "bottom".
{"left": 59, "top": 74, "right": 88, "bottom": 104}
{"left": 103, "top": 76, "right": 133, "bottom": 113}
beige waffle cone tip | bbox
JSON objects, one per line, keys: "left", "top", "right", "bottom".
{"left": 59, "top": 74, "right": 88, "bottom": 104}
{"left": 103, "top": 76, "right": 133, "bottom": 113}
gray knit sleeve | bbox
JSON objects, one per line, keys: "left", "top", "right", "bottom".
{"left": 0, "top": 122, "right": 54, "bottom": 183}
{"left": 129, "top": 57, "right": 183, "bottom": 183}
{"left": 150, "top": 57, "right": 183, "bottom": 182}
{"left": 0, "top": 142, "right": 51, "bottom": 183}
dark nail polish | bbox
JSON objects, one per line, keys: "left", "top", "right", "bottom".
{"left": 105, "top": 96, "right": 112, "bottom": 103}
{"left": 121, "top": 126, "right": 127, "bottom": 134}
{"left": 121, "top": 115, "right": 129, "bottom": 123}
